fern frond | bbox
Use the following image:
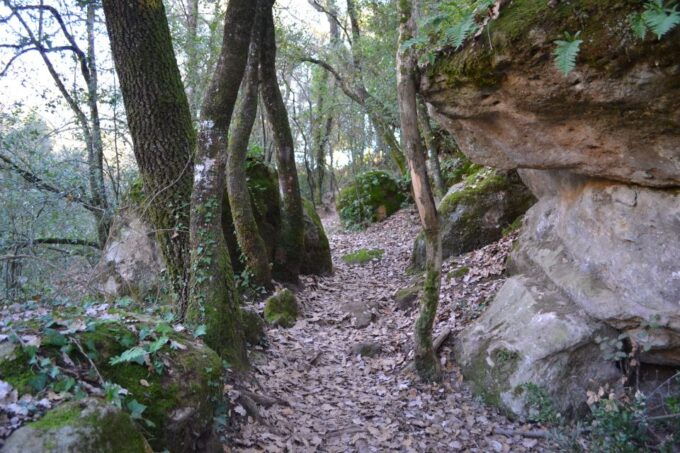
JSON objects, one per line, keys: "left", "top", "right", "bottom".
{"left": 553, "top": 32, "right": 582, "bottom": 76}
{"left": 642, "top": 0, "right": 680, "bottom": 39}
{"left": 629, "top": 12, "right": 649, "bottom": 39}
{"left": 445, "top": 12, "right": 476, "bottom": 49}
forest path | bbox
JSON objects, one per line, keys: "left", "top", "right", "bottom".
{"left": 229, "top": 209, "right": 553, "bottom": 452}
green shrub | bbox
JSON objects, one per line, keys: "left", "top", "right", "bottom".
{"left": 336, "top": 170, "right": 405, "bottom": 229}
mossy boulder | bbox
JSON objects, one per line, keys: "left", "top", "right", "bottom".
{"left": 240, "top": 307, "right": 266, "bottom": 345}
{"left": 410, "top": 169, "right": 535, "bottom": 270}
{"left": 341, "top": 248, "right": 384, "bottom": 265}
{"left": 393, "top": 284, "right": 421, "bottom": 311}
{"left": 0, "top": 321, "right": 223, "bottom": 453}
{"left": 263, "top": 289, "right": 299, "bottom": 328}
{"left": 222, "top": 158, "right": 332, "bottom": 278}
{"left": 336, "top": 170, "right": 405, "bottom": 228}
{"left": 300, "top": 199, "right": 333, "bottom": 275}
{"left": 1, "top": 398, "right": 152, "bottom": 453}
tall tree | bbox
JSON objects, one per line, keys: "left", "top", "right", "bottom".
{"left": 397, "top": 0, "right": 442, "bottom": 381}
{"left": 187, "top": 0, "right": 256, "bottom": 367}
{"left": 417, "top": 98, "right": 446, "bottom": 200}
{"left": 260, "top": 2, "right": 304, "bottom": 283}
{"left": 226, "top": 10, "right": 272, "bottom": 291}
{"left": 102, "top": 0, "right": 195, "bottom": 310}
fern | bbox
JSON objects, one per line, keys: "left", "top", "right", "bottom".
{"left": 642, "top": 0, "right": 680, "bottom": 39}
{"left": 445, "top": 12, "right": 476, "bottom": 49}
{"left": 553, "top": 32, "right": 582, "bottom": 76}
{"left": 629, "top": 13, "right": 649, "bottom": 39}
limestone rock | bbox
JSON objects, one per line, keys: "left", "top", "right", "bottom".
{"left": 94, "top": 208, "right": 165, "bottom": 301}
{"left": 420, "top": 0, "right": 680, "bottom": 188}
{"left": 264, "top": 289, "right": 299, "bottom": 328}
{"left": 336, "top": 170, "right": 405, "bottom": 228}
{"left": 455, "top": 275, "right": 621, "bottom": 419}
{"left": 0, "top": 398, "right": 152, "bottom": 453}
{"left": 410, "top": 169, "right": 534, "bottom": 270}
{"left": 393, "top": 285, "right": 421, "bottom": 311}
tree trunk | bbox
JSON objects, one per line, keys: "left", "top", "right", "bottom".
{"left": 187, "top": 0, "right": 256, "bottom": 368}
{"left": 397, "top": 0, "right": 442, "bottom": 382}
{"left": 85, "top": 3, "right": 111, "bottom": 247}
{"left": 260, "top": 3, "right": 304, "bottom": 283}
{"left": 226, "top": 12, "right": 273, "bottom": 291}
{"left": 417, "top": 98, "right": 446, "bottom": 200}
{"left": 184, "top": 0, "right": 201, "bottom": 121}
{"left": 102, "top": 0, "right": 195, "bottom": 311}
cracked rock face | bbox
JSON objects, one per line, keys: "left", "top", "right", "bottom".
{"left": 426, "top": 0, "right": 680, "bottom": 419}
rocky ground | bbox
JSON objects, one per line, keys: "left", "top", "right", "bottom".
{"left": 228, "top": 208, "right": 557, "bottom": 452}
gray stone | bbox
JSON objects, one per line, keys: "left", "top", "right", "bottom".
{"left": 350, "top": 342, "right": 382, "bottom": 357}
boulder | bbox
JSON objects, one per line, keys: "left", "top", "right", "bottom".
{"left": 1, "top": 398, "right": 152, "bottom": 453}
{"left": 336, "top": 170, "right": 405, "bottom": 228}
{"left": 410, "top": 169, "right": 534, "bottom": 270}
{"left": 94, "top": 208, "right": 165, "bottom": 301}
{"left": 300, "top": 199, "right": 333, "bottom": 275}
{"left": 240, "top": 307, "right": 266, "bottom": 345}
{"left": 423, "top": 0, "right": 680, "bottom": 419}
{"left": 421, "top": 0, "right": 680, "bottom": 188}
{"left": 263, "top": 289, "right": 299, "bottom": 328}
{"left": 0, "top": 320, "right": 223, "bottom": 452}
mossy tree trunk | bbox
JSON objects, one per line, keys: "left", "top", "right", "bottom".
{"left": 260, "top": 2, "right": 304, "bottom": 283}
{"left": 102, "top": 0, "right": 195, "bottom": 310}
{"left": 187, "top": 0, "right": 256, "bottom": 368}
{"left": 397, "top": 0, "right": 442, "bottom": 382}
{"left": 417, "top": 98, "right": 446, "bottom": 200}
{"left": 226, "top": 6, "right": 273, "bottom": 291}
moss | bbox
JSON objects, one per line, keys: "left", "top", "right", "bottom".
{"left": 240, "top": 308, "right": 265, "bottom": 345}
{"left": 502, "top": 215, "right": 524, "bottom": 236}
{"left": 464, "top": 345, "right": 521, "bottom": 410}
{"left": 438, "top": 169, "right": 508, "bottom": 215}
{"left": 342, "top": 248, "right": 384, "bottom": 265}
{"left": 0, "top": 346, "right": 38, "bottom": 395}
{"left": 451, "top": 266, "right": 470, "bottom": 278}
{"left": 263, "top": 289, "right": 299, "bottom": 328}
{"left": 413, "top": 267, "right": 442, "bottom": 382}
{"left": 30, "top": 405, "right": 81, "bottom": 430}
{"left": 337, "top": 170, "right": 406, "bottom": 228}
{"left": 301, "top": 198, "right": 333, "bottom": 275}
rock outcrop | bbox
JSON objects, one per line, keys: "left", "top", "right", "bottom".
{"left": 336, "top": 170, "right": 406, "bottom": 228}
{"left": 410, "top": 169, "right": 534, "bottom": 270}
{"left": 421, "top": 0, "right": 680, "bottom": 418}
{"left": 1, "top": 398, "right": 152, "bottom": 453}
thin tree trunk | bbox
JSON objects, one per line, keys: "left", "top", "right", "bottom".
{"left": 85, "top": 3, "right": 111, "bottom": 246}
{"left": 184, "top": 0, "right": 201, "bottom": 121}
{"left": 187, "top": 0, "right": 256, "bottom": 368}
{"left": 417, "top": 98, "right": 446, "bottom": 200}
{"left": 226, "top": 14, "right": 273, "bottom": 291}
{"left": 397, "top": 0, "right": 442, "bottom": 382}
{"left": 260, "top": 3, "right": 304, "bottom": 283}
{"left": 102, "top": 0, "right": 195, "bottom": 311}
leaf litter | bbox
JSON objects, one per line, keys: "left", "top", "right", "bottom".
{"left": 228, "top": 208, "right": 557, "bottom": 452}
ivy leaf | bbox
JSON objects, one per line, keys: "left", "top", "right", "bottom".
{"left": 109, "top": 346, "right": 147, "bottom": 366}
{"left": 553, "top": 32, "right": 582, "bottom": 76}
{"left": 642, "top": 0, "right": 680, "bottom": 39}
{"left": 126, "top": 399, "right": 146, "bottom": 419}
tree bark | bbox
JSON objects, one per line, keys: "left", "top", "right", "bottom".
{"left": 260, "top": 3, "right": 304, "bottom": 283}
{"left": 186, "top": 0, "right": 256, "bottom": 368}
{"left": 397, "top": 0, "right": 442, "bottom": 382}
{"left": 102, "top": 0, "right": 195, "bottom": 310}
{"left": 417, "top": 98, "right": 446, "bottom": 200}
{"left": 226, "top": 10, "right": 273, "bottom": 291}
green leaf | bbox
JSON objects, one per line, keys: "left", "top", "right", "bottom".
{"left": 629, "top": 13, "right": 648, "bottom": 39}
{"left": 29, "top": 373, "right": 48, "bottom": 392}
{"left": 148, "top": 336, "right": 168, "bottom": 354}
{"left": 126, "top": 399, "right": 147, "bottom": 419}
{"left": 642, "top": 0, "right": 680, "bottom": 39}
{"left": 194, "top": 325, "right": 207, "bottom": 338}
{"left": 553, "top": 32, "right": 582, "bottom": 76}
{"left": 43, "top": 328, "right": 68, "bottom": 347}
{"left": 109, "top": 346, "right": 147, "bottom": 366}
{"left": 445, "top": 12, "right": 476, "bottom": 49}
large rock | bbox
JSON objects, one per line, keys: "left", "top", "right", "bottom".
{"left": 410, "top": 169, "right": 534, "bottom": 270}
{"left": 301, "top": 199, "right": 333, "bottom": 275}
{"left": 336, "top": 170, "right": 406, "bottom": 228}
{"left": 0, "top": 320, "right": 223, "bottom": 452}
{"left": 421, "top": 0, "right": 680, "bottom": 188}
{"left": 94, "top": 208, "right": 165, "bottom": 301}
{"left": 1, "top": 398, "right": 152, "bottom": 453}
{"left": 425, "top": 0, "right": 680, "bottom": 419}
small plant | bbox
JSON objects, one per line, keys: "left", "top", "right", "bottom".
{"left": 589, "top": 393, "right": 649, "bottom": 452}
{"left": 341, "top": 248, "right": 384, "bottom": 265}
{"left": 553, "top": 31, "right": 583, "bottom": 76}
{"left": 630, "top": 0, "right": 680, "bottom": 39}
{"left": 521, "top": 382, "right": 562, "bottom": 425}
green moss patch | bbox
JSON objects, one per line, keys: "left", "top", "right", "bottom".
{"left": 337, "top": 170, "right": 406, "bottom": 229}
{"left": 263, "top": 289, "right": 299, "bottom": 328}
{"left": 342, "top": 248, "right": 385, "bottom": 265}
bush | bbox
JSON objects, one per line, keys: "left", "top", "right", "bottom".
{"left": 336, "top": 170, "right": 405, "bottom": 229}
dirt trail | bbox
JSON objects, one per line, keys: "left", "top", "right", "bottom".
{"left": 229, "top": 209, "right": 553, "bottom": 452}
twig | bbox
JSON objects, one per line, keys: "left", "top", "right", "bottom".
{"left": 71, "top": 337, "right": 105, "bottom": 385}
{"left": 645, "top": 413, "right": 680, "bottom": 422}
{"left": 433, "top": 328, "right": 452, "bottom": 352}
{"left": 494, "top": 428, "right": 549, "bottom": 439}
{"left": 240, "top": 389, "right": 290, "bottom": 408}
